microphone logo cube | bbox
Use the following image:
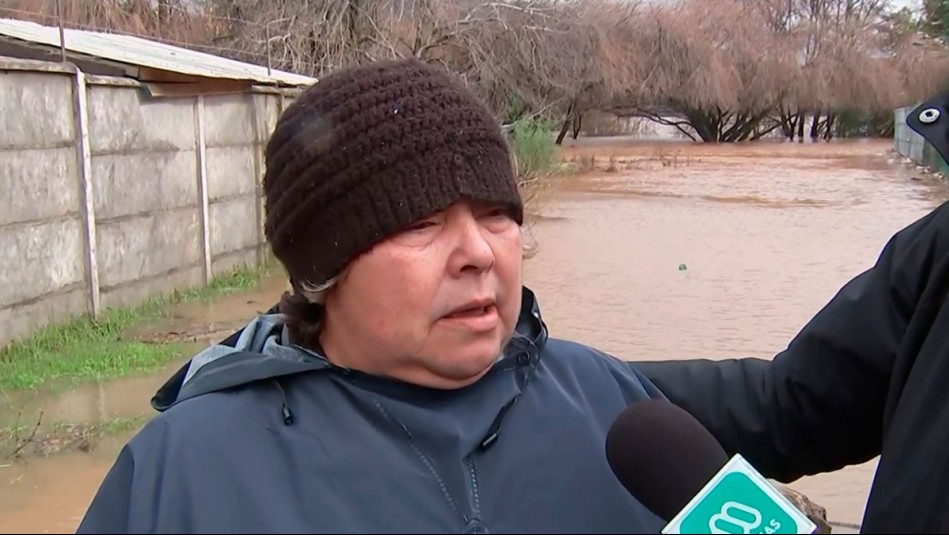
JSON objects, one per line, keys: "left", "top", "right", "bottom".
{"left": 662, "top": 455, "right": 817, "bottom": 534}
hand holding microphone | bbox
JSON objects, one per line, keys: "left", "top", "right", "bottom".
{"left": 606, "top": 400, "right": 819, "bottom": 534}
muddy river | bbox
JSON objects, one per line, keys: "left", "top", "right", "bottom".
{"left": 2, "top": 138, "right": 946, "bottom": 533}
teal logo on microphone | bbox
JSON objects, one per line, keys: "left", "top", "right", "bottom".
{"left": 662, "top": 455, "right": 817, "bottom": 534}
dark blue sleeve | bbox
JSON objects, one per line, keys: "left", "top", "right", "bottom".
{"left": 75, "top": 416, "right": 174, "bottom": 534}
{"left": 598, "top": 350, "right": 668, "bottom": 405}
{"left": 623, "top": 361, "right": 667, "bottom": 402}
{"left": 75, "top": 445, "right": 135, "bottom": 534}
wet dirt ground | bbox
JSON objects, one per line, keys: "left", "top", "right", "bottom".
{"left": 2, "top": 137, "right": 945, "bottom": 533}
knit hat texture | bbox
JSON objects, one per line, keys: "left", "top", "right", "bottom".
{"left": 263, "top": 58, "right": 524, "bottom": 287}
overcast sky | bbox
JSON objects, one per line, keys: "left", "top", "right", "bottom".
{"left": 892, "top": 0, "right": 922, "bottom": 11}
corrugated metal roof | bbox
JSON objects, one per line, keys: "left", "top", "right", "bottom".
{"left": 0, "top": 17, "right": 316, "bottom": 87}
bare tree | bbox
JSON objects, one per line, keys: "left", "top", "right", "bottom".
{"left": 619, "top": 0, "right": 795, "bottom": 142}
{"left": 457, "top": 0, "right": 645, "bottom": 142}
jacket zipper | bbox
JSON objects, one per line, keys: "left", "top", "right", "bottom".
{"left": 374, "top": 397, "right": 488, "bottom": 532}
{"left": 369, "top": 398, "right": 462, "bottom": 517}
{"left": 463, "top": 455, "right": 487, "bottom": 533}
{"left": 461, "top": 392, "right": 523, "bottom": 534}
{"left": 362, "top": 358, "right": 531, "bottom": 534}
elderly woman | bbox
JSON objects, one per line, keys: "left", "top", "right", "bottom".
{"left": 77, "top": 59, "right": 670, "bottom": 533}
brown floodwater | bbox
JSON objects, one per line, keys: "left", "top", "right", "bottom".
{"left": 1, "top": 138, "right": 945, "bottom": 533}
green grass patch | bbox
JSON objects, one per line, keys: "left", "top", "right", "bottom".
{"left": 510, "top": 117, "right": 558, "bottom": 180}
{"left": 169, "top": 259, "right": 278, "bottom": 303}
{"left": 0, "top": 262, "right": 278, "bottom": 392}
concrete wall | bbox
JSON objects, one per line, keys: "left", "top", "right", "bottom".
{"left": 894, "top": 106, "right": 924, "bottom": 163}
{"left": 0, "top": 58, "right": 298, "bottom": 347}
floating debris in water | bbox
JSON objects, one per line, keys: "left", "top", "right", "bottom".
{"left": 678, "top": 263, "right": 688, "bottom": 271}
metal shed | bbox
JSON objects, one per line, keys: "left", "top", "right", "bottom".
{"left": 0, "top": 17, "right": 316, "bottom": 96}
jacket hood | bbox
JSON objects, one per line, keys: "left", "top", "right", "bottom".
{"left": 151, "top": 286, "right": 549, "bottom": 413}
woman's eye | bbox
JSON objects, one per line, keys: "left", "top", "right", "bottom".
{"left": 483, "top": 208, "right": 509, "bottom": 219}
{"left": 405, "top": 220, "right": 437, "bottom": 232}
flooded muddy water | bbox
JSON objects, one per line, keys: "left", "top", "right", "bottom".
{"left": 529, "top": 139, "right": 947, "bottom": 360}
{"left": 2, "top": 138, "right": 945, "bottom": 533}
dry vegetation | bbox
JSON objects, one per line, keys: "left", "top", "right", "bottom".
{"left": 3, "top": 0, "right": 948, "bottom": 142}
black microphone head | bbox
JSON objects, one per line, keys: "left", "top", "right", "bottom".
{"left": 605, "top": 399, "right": 729, "bottom": 522}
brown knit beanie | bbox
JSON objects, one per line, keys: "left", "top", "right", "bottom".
{"left": 263, "top": 58, "right": 524, "bottom": 288}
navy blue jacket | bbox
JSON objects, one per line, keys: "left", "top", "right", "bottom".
{"left": 77, "top": 288, "right": 667, "bottom": 533}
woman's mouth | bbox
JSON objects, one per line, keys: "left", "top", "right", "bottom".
{"left": 442, "top": 302, "right": 499, "bottom": 332}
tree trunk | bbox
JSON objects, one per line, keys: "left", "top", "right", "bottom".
{"left": 556, "top": 117, "right": 570, "bottom": 145}
{"left": 556, "top": 101, "right": 576, "bottom": 146}
{"left": 683, "top": 109, "right": 718, "bottom": 142}
{"left": 823, "top": 113, "right": 835, "bottom": 140}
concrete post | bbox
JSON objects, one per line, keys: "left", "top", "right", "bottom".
{"left": 71, "top": 65, "right": 100, "bottom": 318}
{"left": 194, "top": 95, "right": 211, "bottom": 284}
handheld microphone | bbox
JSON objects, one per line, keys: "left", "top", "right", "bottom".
{"left": 606, "top": 400, "right": 817, "bottom": 534}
